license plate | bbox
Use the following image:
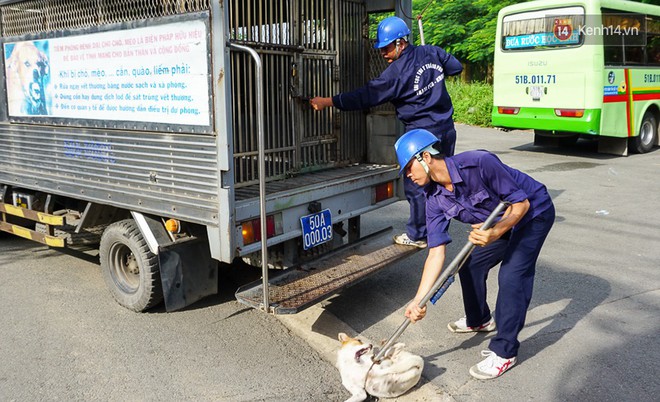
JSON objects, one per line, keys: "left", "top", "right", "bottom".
{"left": 300, "top": 209, "right": 332, "bottom": 250}
{"left": 530, "top": 85, "right": 543, "bottom": 100}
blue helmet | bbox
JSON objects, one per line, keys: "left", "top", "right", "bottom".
{"left": 374, "top": 16, "right": 411, "bottom": 49}
{"left": 394, "top": 129, "right": 440, "bottom": 175}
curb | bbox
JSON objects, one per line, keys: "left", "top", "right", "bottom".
{"left": 277, "top": 304, "right": 453, "bottom": 401}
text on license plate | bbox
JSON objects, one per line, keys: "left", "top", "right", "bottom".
{"left": 530, "top": 86, "right": 543, "bottom": 100}
{"left": 300, "top": 209, "right": 332, "bottom": 250}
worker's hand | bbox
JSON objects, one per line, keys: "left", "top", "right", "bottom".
{"left": 405, "top": 300, "right": 427, "bottom": 323}
{"left": 310, "top": 96, "right": 332, "bottom": 111}
{"left": 468, "top": 224, "right": 500, "bottom": 247}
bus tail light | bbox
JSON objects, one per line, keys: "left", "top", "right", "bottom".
{"left": 241, "top": 213, "right": 283, "bottom": 245}
{"left": 555, "top": 109, "right": 584, "bottom": 118}
{"left": 373, "top": 181, "right": 394, "bottom": 203}
{"left": 497, "top": 106, "right": 520, "bottom": 115}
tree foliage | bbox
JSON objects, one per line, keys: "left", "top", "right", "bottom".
{"left": 411, "top": 0, "right": 521, "bottom": 79}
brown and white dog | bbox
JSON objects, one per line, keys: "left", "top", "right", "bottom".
{"left": 336, "top": 332, "right": 424, "bottom": 402}
{"left": 5, "top": 41, "right": 50, "bottom": 116}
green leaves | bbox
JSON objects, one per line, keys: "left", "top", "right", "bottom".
{"left": 412, "top": 0, "right": 521, "bottom": 66}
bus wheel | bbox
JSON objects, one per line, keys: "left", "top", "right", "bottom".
{"left": 629, "top": 111, "right": 657, "bottom": 154}
{"left": 99, "top": 219, "right": 163, "bottom": 312}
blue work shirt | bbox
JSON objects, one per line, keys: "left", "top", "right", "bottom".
{"left": 425, "top": 151, "right": 553, "bottom": 248}
{"left": 331, "top": 44, "right": 463, "bottom": 132}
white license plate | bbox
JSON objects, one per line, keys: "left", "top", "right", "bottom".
{"left": 530, "top": 86, "right": 543, "bottom": 100}
{"left": 300, "top": 209, "right": 332, "bottom": 250}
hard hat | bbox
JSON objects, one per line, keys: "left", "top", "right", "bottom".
{"left": 374, "top": 16, "right": 411, "bottom": 49}
{"left": 394, "top": 129, "right": 440, "bottom": 175}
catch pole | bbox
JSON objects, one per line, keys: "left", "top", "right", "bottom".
{"left": 373, "top": 201, "right": 510, "bottom": 362}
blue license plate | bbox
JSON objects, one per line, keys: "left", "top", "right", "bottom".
{"left": 300, "top": 209, "right": 332, "bottom": 250}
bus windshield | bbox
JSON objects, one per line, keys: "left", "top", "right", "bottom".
{"left": 502, "top": 6, "right": 585, "bottom": 51}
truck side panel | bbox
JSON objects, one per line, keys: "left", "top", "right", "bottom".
{"left": 0, "top": 125, "right": 221, "bottom": 226}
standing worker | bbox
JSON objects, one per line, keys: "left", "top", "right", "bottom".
{"left": 395, "top": 129, "right": 555, "bottom": 380}
{"left": 310, "top": 16, "right": 463, "bottom": 249}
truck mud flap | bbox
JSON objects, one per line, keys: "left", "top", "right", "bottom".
{"left": 159, "top": 238, "right": 218, "bottom": 312}
{"left": 235, "top": 229, "right": 422, "bottom": 314}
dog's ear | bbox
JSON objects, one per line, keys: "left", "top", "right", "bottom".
{"left": 338, "top": 332, "right": 349, "bottom": 342}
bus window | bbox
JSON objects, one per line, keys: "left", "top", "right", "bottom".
{"left": 501, "top": 6, "right": 584, "bottom": 51}
{"left": 648, "top": 16, "right": 660, "bottom": 66}
{"left": 603, "top": 11, "right": 658, "bottom": 66}
{"left": 649, "top": 36, "right": 660, "bottom": 66}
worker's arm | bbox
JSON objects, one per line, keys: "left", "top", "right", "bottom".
{"left": 469, "top": 200, "right": 530, "bottom": 246}
{"left": 405, "top": 244, "right": 446, "bottom": 323}
{"left": 309, "top": 96, "right": 334, "bottom": 111}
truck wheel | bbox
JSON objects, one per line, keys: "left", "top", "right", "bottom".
{"left": 629, "top": 111, "right": 657, "bottom": 154}
{"left": 99, "top": 219, "right": 163, "bottom": 312}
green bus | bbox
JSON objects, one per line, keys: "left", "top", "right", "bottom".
{"left": 492, "top": 0, "right": 660, "bottom": 155}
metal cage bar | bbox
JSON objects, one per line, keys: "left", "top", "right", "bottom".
{"left": 228, "top": 0, "right": 367, "bottom": 187}
{"left": 0, "top": 0, "right": 211, "bottom": 36}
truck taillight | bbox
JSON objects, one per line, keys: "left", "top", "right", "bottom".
{"left": 554, "top": 109, "right": 584, "bottom": 117}
{"left": 241, "top": 214, "right": 283, "bottom": 245}
{"left": 373, "top": 181, "right": 394, "bottom": 203}
{"left": 497, "top": 106, "right": 520, "bottom": 115}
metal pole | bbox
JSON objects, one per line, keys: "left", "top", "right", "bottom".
{"left": 417, "top": 16, "right": 425, "bottom": 45}
{"left": 374, "top": 201, "right": 510, "bottom": 362}
{"left": 228, "top": 42, "right": 269, "bottom": 312}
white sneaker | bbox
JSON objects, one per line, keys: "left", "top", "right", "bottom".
{"left": 448, "top": 317, "right": 496, "bottom": 333}
{"left": 393, "top": 233, "right": 427, "bottom": 248}
{"left": 469, "top": 350, "right": 517, "bottom": 380}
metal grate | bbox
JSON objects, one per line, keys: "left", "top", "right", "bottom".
{"left": 368, "top": 39, "right": 395, "bottom": 113}
{"left": 229, "top": 0, "right": 368, "bottom": 187}
{"left": 0, "top": 0, "right": 210, "bottom": 36}
{"left": 235, "top": 231, "right": 421, "bottom": 314}
{"left": 338, "top": 0, "right": 367, "bottom": 161}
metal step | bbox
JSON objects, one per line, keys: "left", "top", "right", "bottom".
{"left": 235, "top": 229, "right": 422, "bottom": 314}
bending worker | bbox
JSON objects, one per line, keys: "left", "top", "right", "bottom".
{"left": 310, "top": 16, "right": 463, "bottom": 249}
{"left": 395, "top": 129, "right": 555, "bottom": 380}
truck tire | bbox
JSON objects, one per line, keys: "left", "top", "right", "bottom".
{"left": 99, "top": 219, "right": 163, "bottom": 312}
{"left": 629, "top": 111, "right": 657, "bottom": 154}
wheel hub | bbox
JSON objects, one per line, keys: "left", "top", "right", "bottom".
{"left": 640, "top": 121, "right": 653, "bottom": 146}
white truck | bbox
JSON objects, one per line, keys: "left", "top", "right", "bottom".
{"left": 0, "top": 0, "right": 418, "bottom": 312}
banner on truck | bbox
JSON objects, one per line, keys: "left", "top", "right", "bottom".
{"left": 3, "top": 19, "right": 210, "bottom": 127}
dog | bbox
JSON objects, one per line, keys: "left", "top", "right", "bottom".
{"left": 5, "top": 41, "right": 50, "bottom": 116}
{"left": 336, "top": 332, "right": 424, "bottom": 402}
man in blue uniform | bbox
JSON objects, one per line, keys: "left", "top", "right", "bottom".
{"left": 310, "top": 16, "right": 463, "bottom": 249}
{"left": 395, "top": 129, "right": 555, "bottom": 380}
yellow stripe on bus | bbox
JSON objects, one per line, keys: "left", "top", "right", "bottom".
{"left": 630, "top": 87, "right": 660, "bottom": 92}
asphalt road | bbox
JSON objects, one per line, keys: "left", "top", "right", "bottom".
{"left": 319, "top": 125, "right": 660, "bottom": 401}
{"left": 1, "top": 125, "right": 659, "bottom": 401}
{"left": 0, "top": 236, "right": 345, "bottom": 401}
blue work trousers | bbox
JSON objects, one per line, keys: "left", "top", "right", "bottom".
{"left": 458, "top": 205, "right": 555, "bottom": 358}
{"left": 404, "top": 127, "right": 456, "bottom": 241}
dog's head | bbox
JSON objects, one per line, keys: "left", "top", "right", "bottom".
{"left": 337, "top": 332, "right": 373, "bottom": 367}
{"left": 6, "top": 42, "right": 50, "bottom": 114}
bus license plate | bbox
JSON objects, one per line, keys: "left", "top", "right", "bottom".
{"left": 300, "top": 209, "right": 332, "bottom": 250}
{"left": 530, "top": 86, "right": 543, "bottom": 100}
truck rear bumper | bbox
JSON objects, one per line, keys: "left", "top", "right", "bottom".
{"left": 234, "top": 163, "right": 400, "bottom": 256}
